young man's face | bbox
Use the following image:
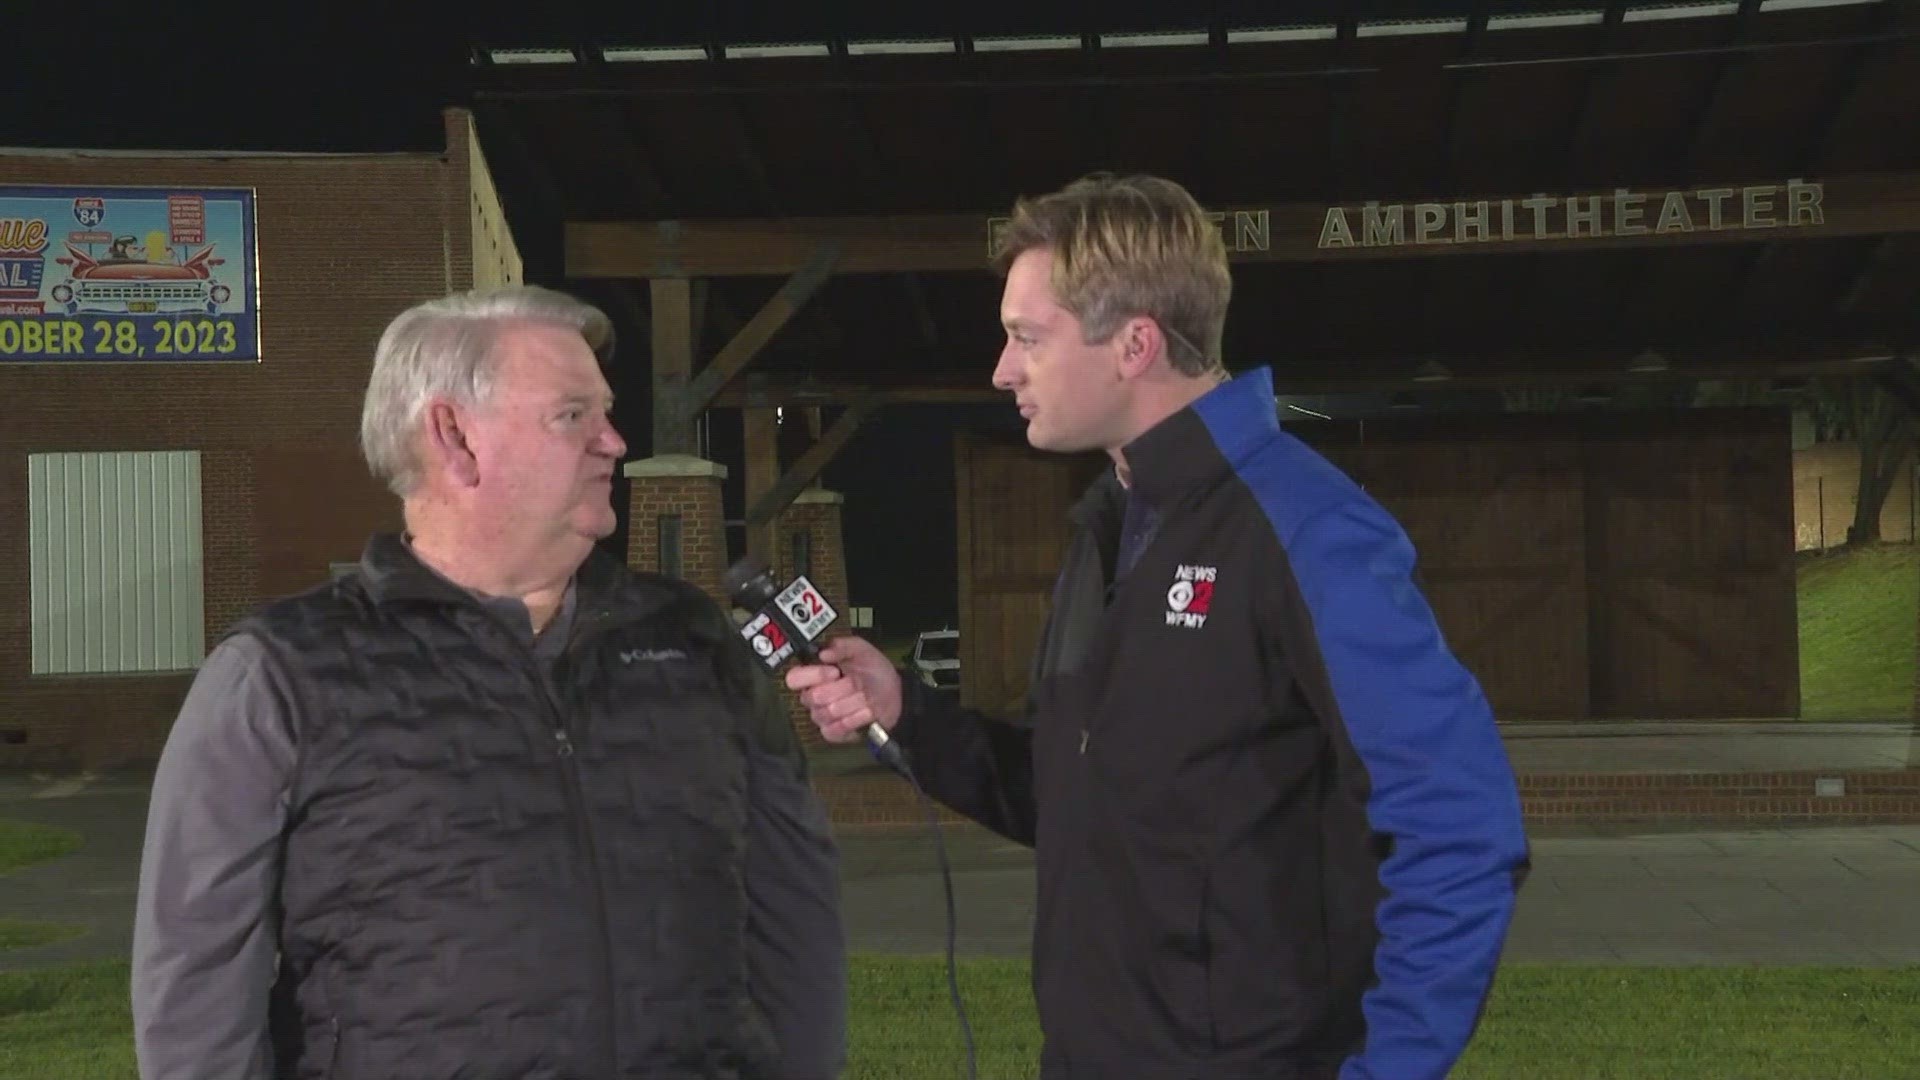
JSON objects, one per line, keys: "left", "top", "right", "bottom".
{"left": 992, "top": 247, "right": 1133, "bottom": 455}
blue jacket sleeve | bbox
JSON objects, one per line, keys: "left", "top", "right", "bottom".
{"left": 1281, "top": 500, "right": 1530, "bottom": 1080}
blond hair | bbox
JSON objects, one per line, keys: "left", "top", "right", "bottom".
{"left": 991, "top": 172, "right": 1231, "bottom": 376}
{"left": 360, "top": 285, "right": 615, "bottom": 496}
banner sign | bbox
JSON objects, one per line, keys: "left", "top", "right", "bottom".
{"left": 0, "top": 185, "right": 259, "bottom": 363}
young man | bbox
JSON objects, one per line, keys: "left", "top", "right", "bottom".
{"left": 133, "top": 286, "right": 845, "bottom": 1080}
{"left": 787, "top": 174, "right": 1529, "bottom": 1079}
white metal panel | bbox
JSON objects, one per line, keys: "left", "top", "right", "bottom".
{"left": 28, "top": 450, "right": 204, "bottom": 675}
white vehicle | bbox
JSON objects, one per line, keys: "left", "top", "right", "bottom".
{"left": 910, "top": 629, "right": 960, "bottom": 689}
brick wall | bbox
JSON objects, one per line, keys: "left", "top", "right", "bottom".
{"left": 201, "top": 450, "right": 260, "bottom": 653}
{"left": 0, "top": 108, "right": 485, "bottom": 768}
{"left": 1794, "top": 440, "right": 1917, "bottom": 550}
{"left": 624, "top": 458, "right": 729, "bottom": 600}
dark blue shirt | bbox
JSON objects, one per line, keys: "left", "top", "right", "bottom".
{"left": 1112, "top": 486, "right": 1162, "bottom": 594}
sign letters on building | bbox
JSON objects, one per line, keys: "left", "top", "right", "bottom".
{"left": 1315, "top": 179, "right": 1826, "bottom": 250}
{"left": 983, "top": 178, "right": 1830, "bottom": 259}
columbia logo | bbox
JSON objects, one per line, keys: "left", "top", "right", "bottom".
{"left": 620, "top": 648, "right": 688, "bottom": 664}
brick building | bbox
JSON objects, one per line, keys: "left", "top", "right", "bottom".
{"left": 0, "top": 107, "right": 523, "bottom": 767}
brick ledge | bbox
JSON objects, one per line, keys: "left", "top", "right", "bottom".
{"left": 816, "top": 768, "right": 1920, "bottom": 828}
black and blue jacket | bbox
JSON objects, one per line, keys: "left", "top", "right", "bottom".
{"left": 892, "top": 365, "right": 1530, "bottom": 1080}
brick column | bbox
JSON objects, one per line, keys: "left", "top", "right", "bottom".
{"left": 623, "top": 454, "right": 728, "bottom": 600}
{"left": 771, "top": 487, "right": 851, "bottom": 750}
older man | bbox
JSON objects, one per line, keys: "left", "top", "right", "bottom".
{"left": 132, "top": 285, "right": 846, "bottom": 1079}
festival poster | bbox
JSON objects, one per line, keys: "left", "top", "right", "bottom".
{"left": 0, "top": 185, "right": 259, "bottom": 363}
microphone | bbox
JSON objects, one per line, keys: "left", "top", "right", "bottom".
{"left": 721, "top": 558, "right": 911, "bottom": 779}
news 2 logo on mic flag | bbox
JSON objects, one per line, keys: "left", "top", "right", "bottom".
{"left": 740, "top": 611, "right": 796, "bottom": 669}
{"left": 775, "top": 574, "right": 837, "bottom": 642}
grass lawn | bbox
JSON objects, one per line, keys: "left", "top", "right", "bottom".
{"left": 4, "top": 958, "right": 1917, "bottom": 1079}
{"left": 0, "top": 817, "right": 88, "bottom": 963}
{"left": 1797, "top": 542, "right": 1919, "bottom": 720}
{"left": 0, "top": 921, "right": 84, "bottom": 953}
{"left": 0, "top": 818, "right": 82, "bottom": 876}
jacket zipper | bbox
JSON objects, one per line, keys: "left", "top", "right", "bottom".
{"left": 533, "top": 621, "right": 620, "bottom": 1078}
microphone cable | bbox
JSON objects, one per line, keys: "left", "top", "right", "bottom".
{"left": 868, "top": 733, "right": 978, "bottom": 1080}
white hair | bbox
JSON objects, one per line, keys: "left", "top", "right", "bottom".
{"left": 359, "top": 285, "right": 615, "bottom": 497}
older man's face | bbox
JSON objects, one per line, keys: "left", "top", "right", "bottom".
{"left": 463, "top": 324, "right": 626, "bottom": 551}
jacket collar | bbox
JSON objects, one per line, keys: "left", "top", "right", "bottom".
{"left": 1119, "top": 365, "right": 1280, "bottom": 506}
{"left": 357, "top": 531, "right": 625, "bottom": 611}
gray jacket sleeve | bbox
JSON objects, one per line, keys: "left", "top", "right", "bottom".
{"left": 740, "top": 657, "right": 849, "bottom": 1080}
{"left": 132, "top": 632, "right": 296, "bottom": 1080}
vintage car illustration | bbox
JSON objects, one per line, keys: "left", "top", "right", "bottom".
{"left": 48, "top": 236, "right": 231, "bottom": 316}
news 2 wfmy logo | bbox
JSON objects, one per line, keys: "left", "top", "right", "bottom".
{"left": 1166, "top": 564, "right": 1216, "bottom": 630}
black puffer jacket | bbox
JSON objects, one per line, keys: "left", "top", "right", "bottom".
{"left": 243, "top": 535, "right": 830, "bottom": 1079}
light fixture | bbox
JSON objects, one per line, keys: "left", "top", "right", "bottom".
{"left": 845, "top": 39, "right": 957, "bottom": 55}
{"left": 1411, "top": 360, "right": 1452, "bottom": 383}
{"left": 602, "top": 46, "right": 709, "bottom": 62}
{"left": 487, "top": 48, "right": 577, "bottom": 64}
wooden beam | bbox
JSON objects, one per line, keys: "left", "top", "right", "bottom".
{"left": 726, "top": 97, "right": 783, "bottom": 215}
{"left": 1557, "top": 0, "right": 1627, "bottom": 188}
{"left": 598, "top": 99, "right": 672, "bottom": 206}
{"left": 650, "top": 278, "right": 696, "bottom": 454}
{"left": 1872, "top": 356, "right": 1920, "bottom": 417}
{"left": 568, "top": 172, "right": 1920, "bottom": 278}
{"left": 712, "top": 351, "right": 1908, "bottom": 406}
{"left": 681, "top": 241, "right": 840, "bottom": 413}
{"left": 1837, "top": 235, "right": 1899, "bottom": 313}
{"left": 720, "top": 386, "right": 1002, "bottom": 408}
{"left": 744, "top": 402, "right": 877, "bottom": 528}
{"left": 1679, "top": 0, "right": 1765, "bottom": 180}
{"left": 742, "top": 407, "right": 779, "bottom": 562}
{"left": 1796, "top": 0, "right": 1901, "bottom": 175}
{"left": 903, "top": 275, "right": 940, "bottom": 345}
{"left": 690, "top": 278, "right": 709, "bottom": 355}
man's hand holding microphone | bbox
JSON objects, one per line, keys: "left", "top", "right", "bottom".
{"left": 721, "top": 559, "right": 912, "bottom": 777}
{"left": 783, "top": 635, "right": 904, "bottom": 746}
